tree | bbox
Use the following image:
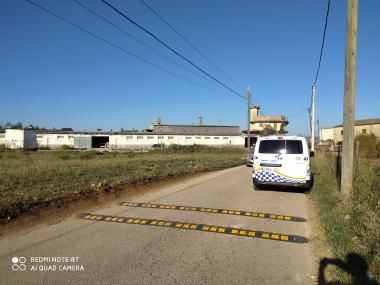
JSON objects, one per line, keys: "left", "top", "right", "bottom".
{"left": 278, "top": 123, "right": 287, "bottom": 134}
{"left": 260, "top": 125, "right": 277, "bottom": 136}
{"left": 12, "top": 122, "right": 23, "bottom": 129}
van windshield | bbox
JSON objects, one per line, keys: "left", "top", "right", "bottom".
{"left": 258, "top": 140, "right": 303, "bottom": 154}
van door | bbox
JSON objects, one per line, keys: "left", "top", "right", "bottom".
{"left": 280, "top": 140, "right": 307, "bottom": 183}
{"left": 255, "top": 139, "right": 286, "bottom": 182}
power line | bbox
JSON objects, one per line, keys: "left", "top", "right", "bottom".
{"left": 288, "top": 108, "right": 308, "bottom": 119}
{"left": 101, "top": 0, "right": 246, "bottom": 100}
{"left": 70, "top": 0, "right": 219, "bottom": 89}
{"left": 24, "top": 0, "right": 237, "bottom": 98}
{"left": 139, "top": 0, "right": 245, "bottom": 92}
{"left": 313, "top": 0, "right": 331, "bottom": 86}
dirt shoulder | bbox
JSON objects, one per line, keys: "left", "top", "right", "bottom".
{"left": 306, "top": 195, "right": 335, "bottom": 283}
{"left": 0, "top": 147, "right": 246, "bottom": 232}
{"left": 0, "top": 170, "right": 216, "bottom": 236}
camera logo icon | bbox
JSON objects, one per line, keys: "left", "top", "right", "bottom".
{"left": 12, "top": 257, "right": 27, "bottom": 271}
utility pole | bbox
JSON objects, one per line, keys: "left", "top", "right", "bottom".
{"left": 341, "top": 0, "right": 358, "bottom": 199}
{"left": 247, "top": 86, "right": 251, "bottom": 152}
{"left": 311, "top": 85, "right": 316, "bottom": 151}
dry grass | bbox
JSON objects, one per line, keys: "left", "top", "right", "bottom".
{"left": 311, "top": 153, "right": 380, "bottom": 283}
{"left": 0, "top": 146, "right": 246, "bottom": 221}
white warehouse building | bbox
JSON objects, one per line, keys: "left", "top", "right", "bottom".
{"left": 109, "top": 133, "right": 244, "bottom": 149}
{"left": 1, "top": 121, "right": 245, "bottom": 149}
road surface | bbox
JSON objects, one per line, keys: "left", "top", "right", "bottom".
{"left": 0, "top": 166, "right": 317, "bottom": 284}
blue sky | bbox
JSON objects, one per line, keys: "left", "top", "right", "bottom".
{"left": 1, "top": 0, "right": 379, "bottom": 134}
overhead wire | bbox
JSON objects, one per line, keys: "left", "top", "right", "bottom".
{"left": 101, "top": 0, "right": 246, "bottom": 100}
{"left": 24, "top": 0, "right": 237, "bottom": 99}
{"left": 288, "top": 108, "right": 308, "bottom": 119}
{"left": 313, "top": 0, "right": 331, "bottom": 86}
{"left": 70, "top": 0, "right": 220, "bottom": 89}
{"left": 139, "top": 0, "right": 245, "bottom": 92}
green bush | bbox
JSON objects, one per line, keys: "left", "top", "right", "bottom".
{"left": 38, "top": 146, "right": 50, "bottom": 150}
{"left": 161, "top": 144, "right": 244, "bottom": 155}
{"left": 355, "top": 134, "right": 380, "bottom": 158}
{"left": 0, "top": 144, "right": 6, "bottom": 152}
{"left": 60, "top": 145, "right": 74, "bottom": 150}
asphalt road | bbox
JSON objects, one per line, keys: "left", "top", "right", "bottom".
{"left": 0, "top": 166, "right": 317, "bottom": 284}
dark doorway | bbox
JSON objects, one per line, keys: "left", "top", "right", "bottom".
{"left": 92, "top": 136, "right": 109, "bottom": 148}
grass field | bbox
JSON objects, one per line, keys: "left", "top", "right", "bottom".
{"left": 311, "top": 153, "right": 380, "bottom": 283}
{"left": 0, "top": 145, "right": 246, "bottom": 222}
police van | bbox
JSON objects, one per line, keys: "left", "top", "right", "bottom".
{"left": 252, "top": 136, "right": 313, "bottom": 191}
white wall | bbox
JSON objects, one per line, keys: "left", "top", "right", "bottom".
{"left": 5, "top": 129, "right": 37, "bottom": 149}
{"left": 319, "top": 128, "right": 335, "bottom": 143}
{"left": 37, "top": 133, "right": 75, "bottom": 149}
{"left": 109, "top": 134, "right": 245, "bottom": 149}
{"left": 12, "top": 132, "right": 245, "bottom": 149}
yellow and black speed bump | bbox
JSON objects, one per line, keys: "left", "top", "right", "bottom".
{"left": 78, "top": 213, "right": 308, "bottom": 243}
{"left": 119, "top": 201, "right": 306, "bottom": 222}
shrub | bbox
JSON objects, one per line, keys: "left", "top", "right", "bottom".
{"left": 161, "top": 144, "right": 244, "bottom": 154}
{"left": 60, "top": 145, "right": 74, "bottom": 150}
{"left": 38, "top": 146, "right": 50, "bottom": 150}
{"left": 355, "top": 134, "right": 379, "bottom": 158}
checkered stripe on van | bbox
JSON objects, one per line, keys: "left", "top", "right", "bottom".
{"left": 255, "top": 171, "right": 305, "bottom": 184}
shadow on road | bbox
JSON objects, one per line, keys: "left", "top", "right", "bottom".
{"left": 257, "top": 185, "right": 308, "bottom": 194}
{"left": 318, "top": 252, "right": 379, "bottom": 285}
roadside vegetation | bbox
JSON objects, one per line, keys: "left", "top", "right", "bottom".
{"left": 311, "top": 139, "right": 380, "bottom": 283}
{"left": 0, "top": 145, "right": 246, "bottom": 222}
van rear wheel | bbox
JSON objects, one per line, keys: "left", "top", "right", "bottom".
{"left": 253, "top": 183, "right": 261, "bottom": 191}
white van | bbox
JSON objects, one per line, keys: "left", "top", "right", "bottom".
{"left": 252, "top": 136, "right": 313, "bottom": 191}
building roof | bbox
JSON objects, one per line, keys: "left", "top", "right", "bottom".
{"left": 153, "top": 124, "right": 239, "bottom": 128}
{"left": 321, "top": 118, "right": 380, "bottom": 129}
{"left": 1, "top": 124, "right": 242, "bottom": 136}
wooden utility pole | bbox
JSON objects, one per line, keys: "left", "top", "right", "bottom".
{"left": 247, "top": 86, "right": 251, "bottom": 152}
{"left": 311, "top": 85, "right": 316, "bottom": 151}
{"left": 341, "top": 0, "right": 358, "bottom": 199}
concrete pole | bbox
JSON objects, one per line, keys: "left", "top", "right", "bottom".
{"left": 247, "top": 86, "right": 251, "bottom": 152}
{"left": 311, "top": 85, "right": 316, "bottom": 151}
{"left": 341, "top": 0, "right": 358, "bottom": 199}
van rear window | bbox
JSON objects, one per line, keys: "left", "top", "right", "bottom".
{"left": 286, "top": 140, "right": 303, "bottom": 154}
{"left": 258, "top": 140, "right": 303, "bottom": 154}
{"left": 258, "top": 140, "right": 285, "bottom": 154}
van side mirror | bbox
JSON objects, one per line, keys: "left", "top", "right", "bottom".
{"left": 309, "top": 151, "right": 315, "bottom": 157}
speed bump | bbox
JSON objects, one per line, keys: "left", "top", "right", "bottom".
{"left": 119, "top": 201, "right": 306, "bottom": 222}
{"left": 78, "top": 213, "right": 307, "bottom": 244}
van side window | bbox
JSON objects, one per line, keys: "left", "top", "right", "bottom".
{"left": 286, "top": 140, "right": 303, "bottom": 154}
{"left": 259, "top": 140, "right": 285, "bottom": 154}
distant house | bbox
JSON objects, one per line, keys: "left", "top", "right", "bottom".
{"left": 249, "top": 105, "right": 288, "bottom": 134}
{"left": 319, "top": 118, "right": 380, "bottom": 144}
